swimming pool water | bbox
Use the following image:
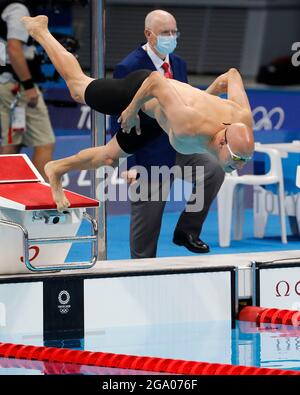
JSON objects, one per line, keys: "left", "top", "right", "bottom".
{"left": 0, "top": 320, "right": 299, "bottom": 375}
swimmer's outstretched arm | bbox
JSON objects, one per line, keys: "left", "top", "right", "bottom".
{"left": 205, "top": 72, "right": 229, "bottom": 96}
{"left": 226, "top": 68, "right": 252, "bottom": 115}
{"left": 206, "top": 68, "right": 252, "bottom": 127}
{"left": 117, "top": 71, "right": 162, "bottom": 133}
{"left": 118, "top": 71, "right": 198, "bottom": 137}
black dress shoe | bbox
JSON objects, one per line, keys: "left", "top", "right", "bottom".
{"left": 173, "top": 232, "right": 210, "bottom": 253}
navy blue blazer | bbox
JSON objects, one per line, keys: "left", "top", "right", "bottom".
{"left": 110, "top": 46, "right": 188, "bottom": 169}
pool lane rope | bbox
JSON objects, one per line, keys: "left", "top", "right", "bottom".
{"left": 0, "top": 342, "right": 298, "bottom": 375}
{"left": 239, "top": 306, "right": 300, "bottom": 327}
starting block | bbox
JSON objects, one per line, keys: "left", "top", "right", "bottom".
{"left": 0, "top": 154, "right": 99, "bottom": 274}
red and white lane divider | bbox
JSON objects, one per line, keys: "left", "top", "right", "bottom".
{"left": 0, "top": 342, "right": 298, "bottom": 375}
{"left": 239, "top": 306, "right": 300, "bottom": 327}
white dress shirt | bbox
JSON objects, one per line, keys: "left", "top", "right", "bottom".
{"left": 143, "top": 42, "right": 173, "bottom": 76}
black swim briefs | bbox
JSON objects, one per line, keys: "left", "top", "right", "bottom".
{"left": 84, "top": 69, "right": 164, "bottom": 154}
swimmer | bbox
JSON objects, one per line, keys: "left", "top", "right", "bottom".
{"left": 22, "top": 15, "right": 254, "bottom": 212}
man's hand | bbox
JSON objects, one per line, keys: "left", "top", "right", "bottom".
{"left": 24, "top": 87, "right": 39, "bottom": 107}
{"left": 7, "top": 39, "right": 38, "bottom": 106}
{"left": 117, "top": 106, "right": 141, "bottom": 135}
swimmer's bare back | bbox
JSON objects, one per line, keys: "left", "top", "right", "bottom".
{"left": 136, "top": 77, "right": 246, "bottom": 154}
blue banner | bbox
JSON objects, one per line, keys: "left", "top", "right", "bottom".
{"left": 249, "top": 89, "right": 300, "bottom": 131}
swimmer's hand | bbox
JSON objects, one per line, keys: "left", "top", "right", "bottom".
{"left": 216, "top": 74, "right": 228, "bottom": 93}
{"left": 206, "top": 72, "right": 228, "bottom": 96}
{"left": 120, "top": 169, "right": 138, "bottom": 185}
{"left": 118, "top": 107, "right": 141, "bottom": 135}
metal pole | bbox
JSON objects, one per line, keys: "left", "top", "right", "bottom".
{"left": 91, "top": 0, "right": 106, "bottom": 260}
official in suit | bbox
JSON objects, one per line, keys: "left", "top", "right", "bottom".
{"left": 110, "top": 9, "right": 225, "bottom": 258}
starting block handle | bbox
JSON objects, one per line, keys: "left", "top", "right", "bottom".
{"left": 0, "top": 212, "right": 98, "bottom": 272}
{"left": 29, "top": 235, "right": 97, "bottom": 245}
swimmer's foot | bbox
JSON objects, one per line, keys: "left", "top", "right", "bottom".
{"left": 45, "top": 161, "right": 70, "bottom": 212}
{"left": 21, "top": 15, "right": 49, "bottom": 40}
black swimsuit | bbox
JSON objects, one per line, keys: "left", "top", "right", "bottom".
{"left": 84, "top": 69, "right": 164, "bottom": 154}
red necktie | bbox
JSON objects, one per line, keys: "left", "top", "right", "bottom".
{"left": 162, "top": 62, "right": 173, "bottom": 79}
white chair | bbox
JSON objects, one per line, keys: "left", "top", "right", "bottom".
{"left": 297, "top": 166, "right": 300, "bottom": 188}
{"left": 253, "top": 141, "right": 300, "bottom": 238}
{"left": 217, "top": 143, "right": 287, "bottom": 247}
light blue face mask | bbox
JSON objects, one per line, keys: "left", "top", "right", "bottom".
{"left": 156, "top": 35, "right": 177, "bottom": 55}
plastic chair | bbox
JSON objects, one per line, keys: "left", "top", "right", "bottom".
{"left": 217, "top": 143, "right": 287, "bottom": 247}
{"left": 297, "top": 166, "right": 300, "bottom": 188}
{"left": 253, "top": 141, "right": 300, "bottom": 238}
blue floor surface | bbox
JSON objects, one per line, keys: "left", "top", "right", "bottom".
{"left": 68, "top": 208, "right": 300, "bottom": 262}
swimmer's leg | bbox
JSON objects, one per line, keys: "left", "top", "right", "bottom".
{"left": 21, "top": 15, "right": 93, "bottom": 103}
{"left": 45, "top": 136, "right": 129, "bottom": 211}
{"left": 22, "top": 16, "right": 152, "bottom": 115}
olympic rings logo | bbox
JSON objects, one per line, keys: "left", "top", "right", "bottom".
{"left": 59, "top": 308, "right": 69, "bottom": 314}
{"left": 252, "top": 106, "right": 285, "bottom": 131}
{"left": 58, "top": 290, "right": 71, "bottom": 314}
{"left": 58, "top": 290, "right": 70, "bottom": 305}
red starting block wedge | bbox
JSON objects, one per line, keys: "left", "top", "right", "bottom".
{"left": 0, "top": 154, "right": 99, "bottom": 274}
{"left": 0, "top": 182, "right": 98, "bottom": 211}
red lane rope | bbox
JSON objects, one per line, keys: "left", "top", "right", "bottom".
{"left": 0, "top": 342, "right": 298, "bottom": 375}
{"left": 239, "top": 306, "right": 300, "bottom": 327}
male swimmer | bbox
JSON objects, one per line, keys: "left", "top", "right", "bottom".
{"left": 21, "top": 15, "right": 254, "bottom": 212}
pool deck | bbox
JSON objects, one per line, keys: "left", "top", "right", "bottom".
{"left": 0, "top": 249, "right": 300, "bottom": 298}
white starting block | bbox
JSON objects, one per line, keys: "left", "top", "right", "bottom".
{"left": 0, "top": 154, "right": 99, "bottom": 274}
